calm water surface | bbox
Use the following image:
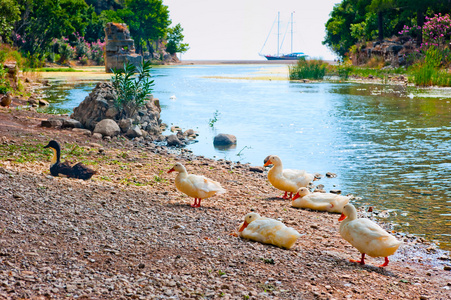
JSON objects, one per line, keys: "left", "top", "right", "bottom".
{"left": 41, "top": 64, "right": 451, "bottom": 250}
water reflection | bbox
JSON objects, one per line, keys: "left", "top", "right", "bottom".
{"left": 39, "top": 65, "right": 451, "bottom": 250}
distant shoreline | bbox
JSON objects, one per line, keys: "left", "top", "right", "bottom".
{"left": 177, "top": 59, "right": 336, "bottom": 65}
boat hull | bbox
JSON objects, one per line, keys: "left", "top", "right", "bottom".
{"left": 264, "top": 53, "right": 308, "bottom": 61}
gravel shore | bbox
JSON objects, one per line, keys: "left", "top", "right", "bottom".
{"left": 0, "top": 106, "right": 450, "bottom": 299}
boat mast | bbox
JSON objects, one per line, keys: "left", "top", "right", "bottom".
{"left": 277, "top": 11, "right": 280, "bottom": 57}
{"left": 291, "top": 12, "right": 294, "bottom": 54}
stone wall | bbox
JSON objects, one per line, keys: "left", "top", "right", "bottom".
{"left": 104, "top": 22, "right": 142, "bottom": 73}
{"left": 351, "top": 36, "right": 417, "bottom": 67}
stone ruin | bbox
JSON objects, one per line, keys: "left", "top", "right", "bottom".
{"left": 104, "top": 22, "right": 142, "bottom": 73}
{"left": 351, "top": 36, "right": 417, "bottom": 67}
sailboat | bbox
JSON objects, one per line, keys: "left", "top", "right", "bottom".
{"left": 260, "top": 12, "right": 307, "bottom": 61}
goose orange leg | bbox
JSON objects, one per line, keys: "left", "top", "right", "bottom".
{"left": 278, "top": 192, "right": 292, "bottom": 199}
{"left": 378, "top": 257, "right": 389, "bottom": 267}
{"left": 350, "top": 253, "right": 365, "bottom": 265}
{"left": 191, "top": 198, "right": 202, "bottom": 207}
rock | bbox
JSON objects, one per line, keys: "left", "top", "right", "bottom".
{"left": 71, "top": 82, "right": 116, "bottom": 130}
{"left": 213, "top": 133, "right": 237, "bottom": 146}
{"left": 62, "top": 119, "right": 83, "bottom": 129}
{"left": 170, "top": 125, "right": 182, "bottom": 132}
{"left": 126, "top": 125, "right": 143, "bottom": 138}
{"left": 92, "top": 132, "right": 103, "bottom": 139}
{"left": 105, "top": 107, "right": 118, "bottom": 118}
{"left": 184, "top": 129, "right": 198, "bottom": 140}
{"left": 27, "top": 97, "right": 39, "bottom": 105}
{"left": 166, "top": 134, "right": 183, "bottom": 147}
{"left": 118, "top": 118, "right": 133, "bottom": 133}
{"left": 249, "top": 166, "right": 264, "bottom": 173}
{"left": 93, "top": 119, "right": 120, "bottom": 137}
{"left": 89, "top": 143, "right": 103, "bottom": 148}
{"left": 330, "top": 189, "right": 341, "bottom": 194}
{"left": 41, "top": 118, "right": 64, "bottom": 128}
{"left": 72, "top": 128, "right": 92, "bottom": 136}
{"left": 326, "top": 172, "right": 337, "bottom": 178}
{"left": 39, "top": 99, "right": 49, "bottom": 106}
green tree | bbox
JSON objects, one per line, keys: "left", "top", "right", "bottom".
{"left": 323, "top": 0, "right": 372, "bottom": 58}
{"left": 166, "top": 23, "right": 189, "bottom": 55}
{"left": 14, "top": 0, "right": 92, "bottom": 56}
{"left": 323, "top": 0, "right": 451, "bottom": 58}
{"left": 368, "top": 0, "right": 396, "bottom": 41}
{"left": 119, "top": 0, "right": 171, "bottom": 55}
{"left": 0, "top": 0, "right": 21, "bottom": 44}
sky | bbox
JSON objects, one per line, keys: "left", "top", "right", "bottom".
{"left": 163, "top": 0, "right": 342, "bottom": 61}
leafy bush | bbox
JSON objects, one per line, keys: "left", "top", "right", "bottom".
{"left": 74, "top": 32, "right": 91, "bottom": 61}
{"left": 23, "top": 53, "right": 45, "bottom": 69}
{"left": 0, "top": 50, "right": 6, "bottom": 64}
{"left": 289, "top": 58, "right": 327, "bottom": 80}
{"left": 424, "top": 46, "right": 442, "bottom": 68}
{"left": 90, "top": 39, "right": 105, "bottom": 65}
{"left": 0, "top": 44, "right": 23, "bottom": 67}
{"left": 78, "top": 55, "right": 89, "bottom": 66}
{"left": 410, "top": 46, "right": 451, "bottom": 86}
{"left": 0, "top": 66, "right": 11, "bottom": 94}
{"left": 53, "top": 38, "right": 75, "bottom": 64}
{"left": 337, "top": 61, "right": 353, "bottom": 80}
{"left": 111, "top": 61, "right": 155, "bottom": 119}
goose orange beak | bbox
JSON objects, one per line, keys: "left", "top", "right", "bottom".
{"left": 263, "top": 160, "right": 272, "bottom": 167}
{"left": 292, "top": 192, "right": 300, "bottom": 201}
{"left": 238, "top": 221, "right": 249, "bottom": 232}
{"left": 167, "top": 167, "right": 175, "bottom": 173}
{"left": 338, "top": 213, "right": 346, "bottom": 221}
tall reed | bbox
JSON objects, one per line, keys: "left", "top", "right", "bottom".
{"left": 289, "top": 58, "right": 327, "bottom": 80}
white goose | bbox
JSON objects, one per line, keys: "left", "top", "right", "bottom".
{"left": 292, "top": 187, "right": 350, "bottom": 213}
{"left": 168, "top": 162, "right": 226, "bottom": 207}
{"left": 264, "top": 155, "right": 315, "bottom": 199}
{"left": 339, "top": 204, "right": 402, "bottom": 267}
{"left": 238, "top": 212, "right": 302, "bottom": 249}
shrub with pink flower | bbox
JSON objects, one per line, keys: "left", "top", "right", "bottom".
{"left": 51, "top": 34, "right": 105, "bottom": 66}
{"left": 399, "top": 13, "right": 451, "bottom": 50}
{"left": 53, "top": 37, "right": 75, "bottom": 64}
{"left": 422, "top": 13, "right": 451, "bottom": 48}
{"left": 74, "top": 32, "right": 91, "bottom": 61}
{"left": 90, "top": 39, "right": 105, "bottom": 65}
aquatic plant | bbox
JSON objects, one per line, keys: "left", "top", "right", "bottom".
{"left": 289, "top": 58, "right": 327, "bottom": 80}
{"left": 208, "top": 110, "right": 220, "bottom": 127}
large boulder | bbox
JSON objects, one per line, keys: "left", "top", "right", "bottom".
{"left": 71, "top": 81, "right": 162, "bottom": 136}
{"left": 93, "top": 119, "right": 120, "bottom": 137}
{"left": 71, "top": 82, "right": 116, "bottom": 130}
{"left": 213, "top": 133, "right": 237, "bottom": 146}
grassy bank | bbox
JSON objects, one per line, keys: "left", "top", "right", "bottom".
{"left": 290, "top": 46, "right": 451, "bottom": 87}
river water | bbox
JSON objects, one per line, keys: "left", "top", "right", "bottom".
{"left": 40, "top": 64, "right": 451, "bottom": 250}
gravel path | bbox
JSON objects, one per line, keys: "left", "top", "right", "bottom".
{"left": 0, "top": 107, "right": 450, "bottom": 299}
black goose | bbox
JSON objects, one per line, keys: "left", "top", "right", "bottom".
{"left": 44, "top": 140, "right": 96, "bottom": 180}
